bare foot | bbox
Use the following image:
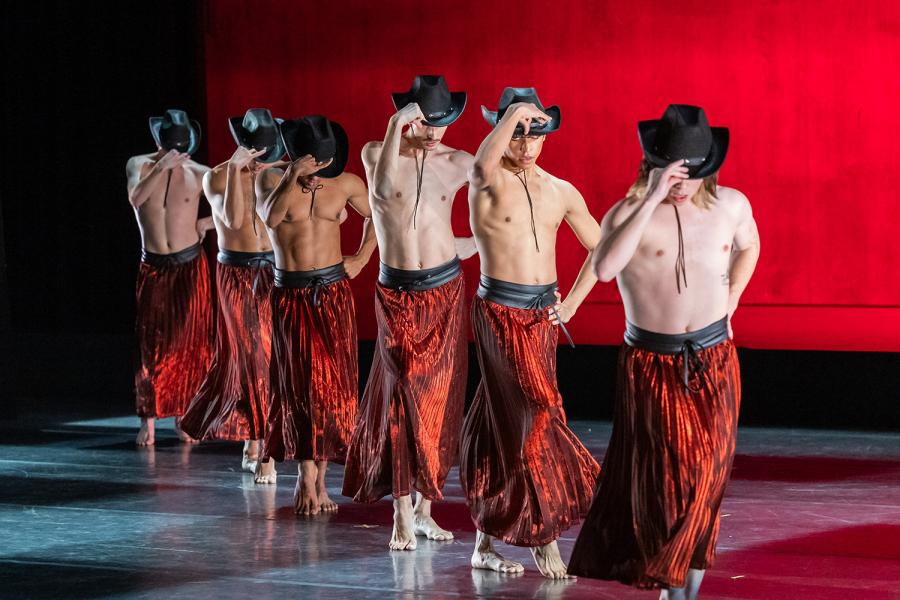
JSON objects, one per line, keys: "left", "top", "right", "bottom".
{"left": 293, "top": 461, "right": 320, "bottom": 515}
{"left": 242, "top": 440, "right": 260, "bottom": 473}
{"left": 174, "top": 418, "right": 198, "bottom": 444}
{"left": 471, "top": 530, "right": 523, "bottom": 574}
{"left": 531, "top": 541, "right": 572, "bottom": 580}
{"left": 254, "top": 459, "right": 277, "bottom": 484}
{"left": 136, "top": 417, "right": 155, "bottom": 446}
{"left": 413, "top": 495, "right": 453, "bottom": 541}
{"left": 315, "top": 460, "right": 338, "bottom": 512}
{"left": 389, "top": 496, "right": 417, "bottom": 551}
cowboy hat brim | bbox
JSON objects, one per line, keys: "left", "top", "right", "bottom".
{"left": 391, "top": 91, "right": 467, "bottom": 127}
{"left": 481, "top": 104, "right": 562, "bottom": 135}
{"left": 279, "top": 120, "right": 349, "bottom": 179}
{"left": 228, "top": 116, "right": 286, "bottom": 164}
{"left": 638, "top": 120, "right": 729, "bottom": 179}
{"left": 149, "top": 117, "right": 201, "bottom": 155}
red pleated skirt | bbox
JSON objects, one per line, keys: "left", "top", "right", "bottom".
{"left": 262, "top": 278, "right": 358, "bottom": 463}
{"left": 342, "top": 275, "right": 467, "bottom": 502}
{"left": 568, "top": 340, "right": 741, "bottom": 589}
{"left": 180, "top": 262, "right": 274, "bottom": 441}
{"left": 134, "top": 249, "right": 213, "bottom": 419}
{"left": 459, "top": 296, "right": 600, "bottom": 547}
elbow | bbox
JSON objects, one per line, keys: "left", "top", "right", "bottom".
{"left": 592, "top": 252, "right": 617, "bottom": 283}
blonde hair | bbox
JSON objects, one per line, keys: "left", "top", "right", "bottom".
{"left": 626, "top": 159, "right": 718, "bottom": 209}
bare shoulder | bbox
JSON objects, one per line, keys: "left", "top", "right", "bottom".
{"left": 259, "top": 167, "right": 284, "bottom": 189}
{"left": 126, "top": 153, "right": 155, "bottom": 175}
{"left": 715, "top": 185, "right": 752, "bottom": 218}
{"left": 337, "top": 171, "right": 366, "bottom": 193}
{"left": 604, "top": 196, "right": 639, "bottom": 228}
{"left": 205, "top": 161, "right": 229, "bottom": 188}
{"left": 361, "top": 140, "right": 382, "bottom": 166}
{"left": 539, "top": 169, "right": 579, "bottom": 198}
{"left": 444, "top": 146, "right": 474, "bottom": 167}
{"left": 186, "top": 160, "right": 211, "bottom": 176}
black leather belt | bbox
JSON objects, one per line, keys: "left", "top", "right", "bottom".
{"left": 218, "top": 249, "right": 275, "bottom": 292}
{"left": 141, "top": 242, "right": 202, "bottom": 267}
{"left": 624, "top": 317, "right": 729, "bottom": 391}
{"left": 217, "top": 249, "right": 275, "bottom": 268}
{"left": 477, "top": 274, "right": 575, "bottom": 347}
{"left": 378, "top": 257, "right": 461, "bottom": 291}
{"left": 274, "top": 263, "right": 347, "bottom": 305}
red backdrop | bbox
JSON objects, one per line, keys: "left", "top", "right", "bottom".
{"left": 201, "top": 0, "right": 900, "bottom": 351}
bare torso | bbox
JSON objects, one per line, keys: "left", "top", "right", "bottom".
{"left": 261, "top": 171, "right": 365, "bottom": 271}
{"left": 470, "top": 166, "right": 573, "bottom": 285}
{"left": 615, "top": 187, "right": 746, "bottom": 333}
{"left": 205, "top": 162, "right": 272, "bottom": 252}
{"left": 127, "top": 153, "right": 209, "bottom": 253}
{"left": 364, "top": 142, "right": 472, "bottom": 270}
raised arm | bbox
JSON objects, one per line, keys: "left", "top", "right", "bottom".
{"left": 256, "top": 155, "right": 328, "bottom": 228}
{"left": 343, "top": 174, "right": 378, "bottom": 279}
{"left": 552, "top": 186, "right": 602, "bottom": 323}
{"left": 220, "top": 147, "right": 266, "bottom": 230}
{"left": 126, "top": 151, "right": 186, "bottom": 208}
{"left": 468, "top": 103, "right": 550, "bottom": 191}
{"left": 726, "top": 191, "right": 761, "bottom": 330}
{"left": 592, "top": 160, "right": 689, "bottom": 281}
{"left": 370, "top": 103, "right": 424, "bottom": 202}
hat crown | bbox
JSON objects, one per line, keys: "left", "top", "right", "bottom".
{"left": 653, "top": 105, "right": 712, "bottom": 159}
{"left": 242, "top": 108, "right": 276, "bottom": 132}
{"left": 284, "top": 115, "right": 337, "bottom": 162}
{"left": 408, "top": 75, "right": 452, "bottom": 119}
{"left": 497, "top": 87, "right": 546, "bottom": 116}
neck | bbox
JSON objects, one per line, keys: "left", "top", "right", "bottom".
{"left": 399, "top": 132, "right": 426, "bottom": 156}
{"left": 501, "top": 157, "right": 536, "bottom": 176}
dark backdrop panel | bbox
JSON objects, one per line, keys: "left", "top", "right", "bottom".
{"left": 201, "top": 0, "right": 900, "bottom": 351}
{"left": 2, "top": 1, "right": 205, "bottom": 336}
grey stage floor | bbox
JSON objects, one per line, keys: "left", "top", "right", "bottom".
{"left": 1, "top": 416, "right": 899, "bottom": 599}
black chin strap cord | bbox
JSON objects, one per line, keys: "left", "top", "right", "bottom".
{"left": 301, "top": 182, "right": 325, "bottom": 219}
{"left": 673, "top": 204, "right": 688, "bottom": 294}
{"left": 514, "top": 169, "right": 540, "bottom": 252}
{"left": 412, "top": 148, "right": 428, "bottom": 229}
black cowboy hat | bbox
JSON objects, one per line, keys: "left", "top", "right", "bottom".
{"left": 149, "top": 109, "right": 201, "bottom": 155}
{"left": 481, "top": 87, "right": 561, "bottom": 135}
{"left": 228, "top": 108, "right": 285, "bottom": 164}
{"left": 392, "top": 75, "right": 467, "bottom": 127}
{"left": 638, "top": 104, "right": 729, "bottom": 179}
{"left": 279, "top": 115, "right": 348, "bottom": 179}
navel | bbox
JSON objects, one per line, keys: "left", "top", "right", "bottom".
{"left": 395, "top": 192, "right": 402, "bottom": 198}
{"left": 441, "top": 195, "right": 447, "bottom": 202}
{"left": 504, "top": 216, "right": 511, "bottom": 222}
{"left": 656, "top": 249, "right": 665, "bottom": 257}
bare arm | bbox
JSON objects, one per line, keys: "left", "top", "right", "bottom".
{"left": 468, "top": 103, "right": 550, "bottom": 191}
{"left": 126, "top": 152, "right": 184, "bottom": 208}
{"left": 255, "top": 168, "right": 289, "bottom": 228}
{"left": 554, "top": 186, "right": 602, "bottom": 322}
{"left": 592, "top": 160, "right": 689, "bottom": 281}
{"left": 727, "top": 193, "right": 761, "bottom": 319}
{"left": 343, "top": 175, "right": 378, "bottom": 278}
{"left": 370, "top": 104, "right": 424, "bottom": 202}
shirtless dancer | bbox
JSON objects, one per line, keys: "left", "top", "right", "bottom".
{"left": 459, "top": 88, "right": 602, "bottom": 579}
{"left": 126, "top": 109, "right": 214, "bottom": 446}
{"left": 180, "top": 109, "right": 283, "bottom": 478}
{"left": 568, "top": 105, "right": 760, "bottom": 600}
{"left": 342, "top": 75, "right": 477, "bottom": 550}
{"left": 255, "top": 115, "right": 377, "bottom": 515}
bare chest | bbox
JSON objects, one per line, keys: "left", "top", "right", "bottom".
{"left": 632, "top": 203, "right": 735, "bottom": 275}
{"left": 284, "top": 183, "right": 346, "bottom": 223}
